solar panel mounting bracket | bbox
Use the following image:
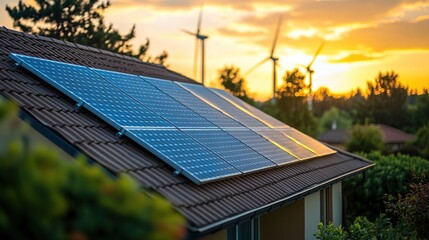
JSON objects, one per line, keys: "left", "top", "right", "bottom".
{"left": 173, "top": 169, "right": 182, "bottom": 176}
{"left": 14, "top": 60, "right": 22, "bottom": 68}
{"left": 74, "top": 100, "right": 84, "bottom": 111}
{"left": 116, "top": 128, "right": 126, "bottom": 138}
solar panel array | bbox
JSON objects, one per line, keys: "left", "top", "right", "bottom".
{"left": 10, "top": 53, "right": 336, "bottom": 185}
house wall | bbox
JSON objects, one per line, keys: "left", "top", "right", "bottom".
{"left": 260, "top": 198, "right": 305, "bottom": 240}
{"left": 304, "top": 191, "right": 320, "bottom": 240}
{"left": 332, "top": 182, "right": 342, "bottom": 226}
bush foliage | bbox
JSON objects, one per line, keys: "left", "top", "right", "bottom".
{"left": 344, "top": 152, "right": 429, "bottom": 222}
{"left": 0, "top": 100, "right": 185, "bottom": 239}
{"left": 345, "top": 124, "right": 384, "bottom": 153}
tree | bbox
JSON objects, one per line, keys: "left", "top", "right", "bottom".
{"left": 386, "top": 180, "right": 429, "bottom": 239}
{"left": 345, "top": 124, "right": 384, "bottom": 153}
{"left": 363, "top": 71, "right": 408, "bottom": 128}
{"left": 275, "top": 68, "right": 317, "bottom": 135}
{"left": 217, "top": 65, "right": 254, "bottom": 104}
{"left": 0, "top": 99, "right": 184, "bottom": 239}
{"left": 412, "top": 124, "right": 429, "bottom": 159}
{"left": 6, "top": 0, "right": 167, "bottom": 64}
{"left": 319, "top": 107, "right": 353, "bottom": 133}
{"left": 413, "top": 90, "right": 429, "bottom": 130}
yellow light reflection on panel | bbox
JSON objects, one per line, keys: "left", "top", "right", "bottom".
{"left": 179, "top": 85, "right": 237, "bottom": 120}
{"left": 261, "top": 136, "right": 301, "bottom": 160}
{"left": 211, "top": 90, "right": 276, "bottom": 128}
{"left": 281, "top": 131, "right": 320, "bottom": 156}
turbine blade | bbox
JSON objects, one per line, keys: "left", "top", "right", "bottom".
{"left": 270, "top": 16, "right": 283, "bottom": 57}
{"left": 182, "top": 29, "right": 196, "bottom": 36}
{"left": 197, "top": 2, "right": 204, "bottom": 34}
{"left": 243, "top": 57, "right": 270, "bottom": 76}
{"left": 308, "top": 41, "right": 325, "bottom": 68}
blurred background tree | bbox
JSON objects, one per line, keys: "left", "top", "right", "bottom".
{"left": 5, "top": 0, "right": 168, "bottom": 64}
{"left": 361, "top": 71, "right": 408, "bottom": 128}
{"left": 217, "top": 65, "right": 254, "bottom": 104}
{"left": 345, "top": 124, "right": 384, "bottom": 153}
{"left": 275, "top": 68, "right": 317, "bottom": 135}
{"left": 318, "top": 107, "right": 353, "bottom": 133}
{"left": 0, "top": 99, "right": 184, "bottom": 239}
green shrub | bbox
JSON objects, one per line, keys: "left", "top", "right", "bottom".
{"left": 0, "top": 99, "right": 185, "bottom": 239}
{"left": 314, "top": 222, "right": 348, "bottom": 240}
{"left": 346, "top": 124, "right": 384, "bottom": 153}
{"left": 344, "top": 152, "right": 429, "bottom": 222}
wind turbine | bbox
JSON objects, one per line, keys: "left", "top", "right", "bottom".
{"left": 182, "top": 3, "right": 208, "bottom": 86}
{"left": 301, "top": 41, "right": 325, "bottom": 111}
{"left": 244, "top": 16, "right": 283, "bottom": 103}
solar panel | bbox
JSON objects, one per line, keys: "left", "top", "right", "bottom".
{"left": 10, "top": 53, "right": 337, "bottom": 185}
{"left": 255, "top": 129, "right": 317, "bottom": 160}
{"left": 183, "top": 129, "right": 276, "bottom": 172}
{"left": 210, "top": 88, "right": 290, "bottom": 129}
{"left": 127, "top": 129, "right": 241, "bottom": 183}
{"left": 93, "top": 69, "right": 217, "bottom": 129}
{"left": 225, "top": 128, "right": 297, "bottom": 165}
{"left": 145, "top": 78, "right": 244, "bottom": 128}
{"left": 280, "top": 128, "right": 336, "bottom": 156}
{"left": 10, "top": 54, "right": 171, "bottom": 129}
{"left": 178, "top": 82, "right": 268, "bottom": 128}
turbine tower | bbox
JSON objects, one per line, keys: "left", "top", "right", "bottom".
{"left": 182, "top": 3, "right": 208, "bottom": 85}
{"left": 302, "top": 41, "right": 324, "bottom": 111}
{"left": 244, "top": 16, "right": 283, "bottom": 103}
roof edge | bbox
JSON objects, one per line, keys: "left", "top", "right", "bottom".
{"left": 189, "top": 160, "right": 374, "bottom": 235}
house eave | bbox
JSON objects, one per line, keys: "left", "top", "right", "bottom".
{"left": 187, "top": 162, "right": 374, "bottom": 238}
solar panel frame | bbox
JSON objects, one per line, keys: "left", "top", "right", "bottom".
{"left": 224, "top": 128, "right": 298, "bottom": 165}
{"left": 10, "top": 53, "right": 173, "bottom": 130}
{"left": 255, "top": 129, "right": 317, "bottom": 160}
{"left": 177, "top": 82, "right": 269, "bottom": 129}
{"left": 126, "top": 129, "right": 242, "bottom": 184}
{"left": 92, "top": 68, "right": 218, "bottom": 129}
{"left": 183, "top": 129, "right": 277, "bottom": 173}
{"left": 145, "top": 77, "right": 245, "bottom": 129}
{"left": 279, "top": 128, "right": 337, "bottom": 156}
{"left": 210, "top": 88, "right": 290, "bottom": 129}
{"left": 10, "top": 53, "right": 337, "bottom": 185}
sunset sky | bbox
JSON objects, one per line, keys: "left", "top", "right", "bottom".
{"left": 1, "top": 0, "right": 429, "bottom": 100}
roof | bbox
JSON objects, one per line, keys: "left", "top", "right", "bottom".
{"left": 0, "top": 27, "right": 373, "bottom": 237}
{"left": 318, "top": 124, "right": 415, "bottom": 144}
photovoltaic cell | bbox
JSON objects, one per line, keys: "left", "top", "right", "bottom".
{"left": 280, "top": 128, "right": 336, "bottom": 156}
{"left": 210, "top": 88, "right": 290, "bottom": 129}
{"left": 127, "top": 129, "right": 241, "bottom": 183}
{"left": 145, "top": 78, "right": 244, "bottom": 128}
{"left": 255, "top": 129, "right": 317, "bottom": 160}
{"left": 225, "top": 129, "right": 298, "bottom": 165}
{"left": 10, "top": 53, "right": 337, "bottom": 185}
{"left": 93, "top": 69, "right": 216, "bottom": 129}
{"left": 10, "top": 54, "right": 171, "bottom": 129}
{"left": 184, "top": 129, "right": 276, "bottom": 172}
{"left": 178, "top": 82, "right": 268, "bottom": 128}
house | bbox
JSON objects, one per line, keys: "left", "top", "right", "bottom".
{"left": 0, "top": 27, "right": 373, "bottom": 240}
{"left": 318, "top": 124, "right": 415, "bottom": 152}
